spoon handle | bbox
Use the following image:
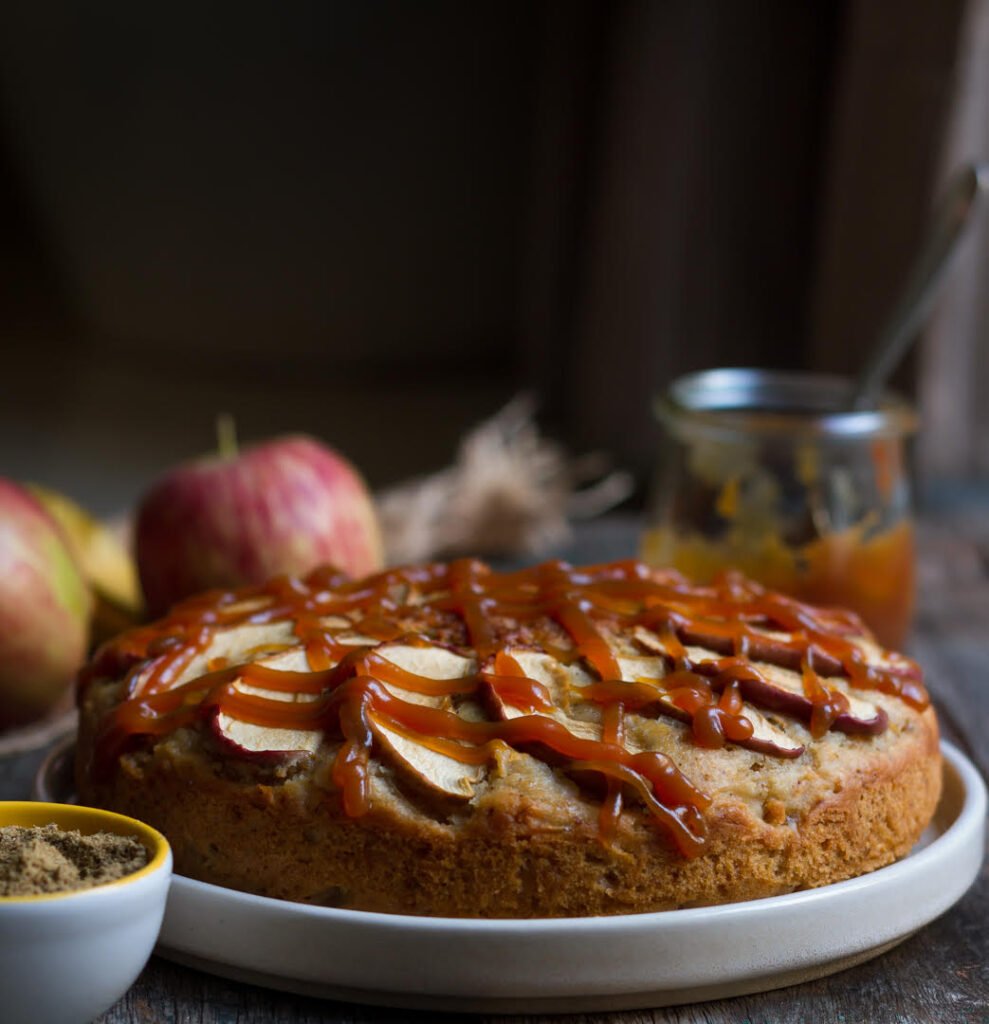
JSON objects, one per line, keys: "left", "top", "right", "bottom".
{"left": 848, "top": 163, "right": 989, "bottom": 411}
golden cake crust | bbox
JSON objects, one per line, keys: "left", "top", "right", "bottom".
{"left": 75, "top": 559, "right": 941, "bottom": 917}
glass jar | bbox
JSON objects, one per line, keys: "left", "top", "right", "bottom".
{"left": 641, "top": 369, "right": 919, "bottom": 649}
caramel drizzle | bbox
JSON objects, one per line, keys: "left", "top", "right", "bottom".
{"left": 82, "top": 559, "right": 927, "bottom": 858}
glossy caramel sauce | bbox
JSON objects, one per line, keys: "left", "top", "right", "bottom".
{"left": 80, "top": 559, "right": 927, "bottom": 857}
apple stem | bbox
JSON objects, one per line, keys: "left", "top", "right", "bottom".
{"left": 216, "top": 414, "right": 239, "bottom": 459}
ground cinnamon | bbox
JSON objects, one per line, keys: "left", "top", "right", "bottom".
{"left": 0, "top": 824, "right": 149, "bottom": 897}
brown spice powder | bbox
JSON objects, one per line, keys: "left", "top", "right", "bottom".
{"left": 0, "top": 824, "right": 149, "bottom": 897}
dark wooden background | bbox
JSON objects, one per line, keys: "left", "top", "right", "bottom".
{"left": 1, "top": 1, "right": 987, "bottom": 511}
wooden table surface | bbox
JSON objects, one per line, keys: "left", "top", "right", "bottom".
{"left": 2, "top": 511, "right": 986, "bottom": 1024}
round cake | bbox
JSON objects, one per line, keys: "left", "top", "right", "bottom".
{"left": 75, "top": 558, "right": 940, "bottom": 917}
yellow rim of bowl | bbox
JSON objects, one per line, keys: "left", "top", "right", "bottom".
{"left": 0, "top": 801, "right": 170, "bottom": 903}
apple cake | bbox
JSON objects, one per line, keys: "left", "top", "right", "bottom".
{"left": 75, "top": 558, "right": 940, "bottom": 917}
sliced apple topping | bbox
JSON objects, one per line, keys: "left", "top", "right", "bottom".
{"left": 746, "top": 661, "right": 885, "bottom": 734}
{"left": 370, "top": 642, "right": 476, "bottom": 706}
{"left": 614, "top": 656, "right": 804, "bottom": 757}
{"left": 614, "top": 654, "right": 664, "bottom": 682}
{"left": 732, "top": 704, "right": 804, "bottom": 757}
{"left": 354, "top": 643, "right": 492, "bottom": 798}
{"left": 213, "top": 715, "right": 322, "bottom": 758}
{"left": 376, "top": 642, "right": 475, "bottom": 681}
{"left": 673, "top": 644, "right": 884, "bottom": 734}
{"left": 478, "top": 647, "right": 804, "bottom": 758}
{"left": 633, "top": 620, "right": 885, "bottom": 734}
{"left": 509, "top": 649, "right": 591, "bottom": 711}
{"left": 218, "top": 596, "right": 275, "bottom": 619}
{"left": 370, "top": 716, "right": 485, "bottom": 800}
{"left": 316, "top": 615, "right": 352, "bottom": 630}
{"left": 328, "top": 632, "right": 382, "bottom": 647}
{"left": 213, "top": 648, "right": 323, "bottom": 758}
{"left": 482, "top": 649, "right": 603, "bottom": 745}
{"left": 130, "top": 620, "right": 298, "bottom": 696}
{"left": 631, "top": 624, "right": 675, "bottom": 657}
{"left": 212, "top": 641, "right": 484, "bottom": 768}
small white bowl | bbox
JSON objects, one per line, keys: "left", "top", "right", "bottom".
{"left": 0, "top": 801, "right": 172, "bottom": 1024}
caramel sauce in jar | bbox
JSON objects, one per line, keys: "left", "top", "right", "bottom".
{"left": 644, "top": 370, "right": 919, "bottom": 649}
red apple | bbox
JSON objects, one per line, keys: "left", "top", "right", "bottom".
{"left": 135, "top": 434, "right": 384, "bottom": 616}
{"left": 0, "top": 480, "right": 92, "bottom": 728}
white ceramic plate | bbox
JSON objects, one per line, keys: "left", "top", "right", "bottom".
{"left": 36, "top": 741, "right": 986, "bottom": 1013}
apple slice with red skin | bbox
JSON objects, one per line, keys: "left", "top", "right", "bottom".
{"left": 213, "top": 639, "right": 491, "bottom": 795}
{"left": 685, "top": 648, "right": 887, "bottom": 736}
{"left": 371, "top": 642, "right": 476, "bottom": 705}
{"left": 122, "top": 620, "right": 297, "bottom": 699}
{"left": 633, "top": 626, "right": 887, "bottom": 736}
{"left": 677, "top": 620, "right": 917, "bottom": 682}
{"left": 210, "top": 648, "right": 324, "bottom": 762}
{"left": 480, "top": 649, "right": 604, "bottom": 764}
{"left": 480, "top": 647, "right": 804, "bottom": 759}
{"left": 370, "top": 716, "right": 485, "bottom": 801}
{"left": 612, "top": 654, "right": 804, "bottom": 758}
{"left": 364, "top": 642, "right": 489, "bottom": 800}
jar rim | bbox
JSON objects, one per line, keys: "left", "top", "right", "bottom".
{"left": 655, "top": 368, "right": 918, "bottom": 440}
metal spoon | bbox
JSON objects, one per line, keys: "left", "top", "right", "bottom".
{"left": 847, "top": 162, "right": 989, "bottom": 411}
